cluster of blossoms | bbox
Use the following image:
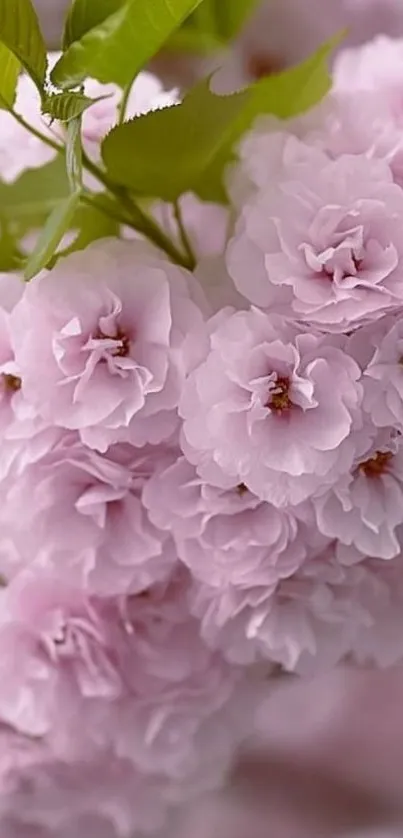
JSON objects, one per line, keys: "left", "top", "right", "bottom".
{"left": 4, "top": 30, "right": 403, "bottom": 838}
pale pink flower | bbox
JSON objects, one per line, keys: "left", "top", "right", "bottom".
{"left": 314, "top": 432, "right": 403, "bottom": 564}
{"left": 180, "top": 308, "right": 364, "bottom": 506}
{"left": 11, "top": 239, "right": 206, "bottom": 452}
{"left": 229, "top": 92, "right": 403, "bottom": 196}
{"left": 354, "top": 554, "right": 403, "bottom": 667}
{"left": 331, "top": 37, "right": 403, "bottom": 187}
{"left": 303, "top": 92, "right": 403, "bottom": 187}
{"left": 0, "top": 75, "right": 57, "bottom": 183}
{"left": 227, "top": 150, "right": 403, "bottom": 331}
{"left": 344, "top": 315, "right": 390, "bottom": 371}
{"left": 0, "top": 569, "right": 251, "bottom": 785}
{"left": 0, "top": 572, "right": 123, "bottom": 744}
{"left": 109, "top": 569, "right": 252, "bottom": 780}
{"left": 363, "top": 315, "right": 403, "bottom": 432}
{"left": 0, "top": 728, "right": 169, "bottom": 838}
{"left": 0, "top": 435, "right": 176, "bottom": 595}
{"left": 191, "top": 543, "right": 385, "bottom": 674}
{"left": 144, "top": 454, "right": 309, "bottom": 589}
{"left": 0, "top": 274, "right": 60, "bottom": 486}
{"left": 227, "top": 127, "right": 326, "bottom": 208}
{"left": 0, "top": 273, "right": 25, "bottom": 435}
{"left": 334, "top": 34, "right": 403, "bottom": 99}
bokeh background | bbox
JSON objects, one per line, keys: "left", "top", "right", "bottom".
{"left": 30, "top": 2, "right": 403, "bottom": 836}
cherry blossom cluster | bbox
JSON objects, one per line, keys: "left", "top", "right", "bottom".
{"left": 2, "top": 32, "right": 403, "bottom": 838}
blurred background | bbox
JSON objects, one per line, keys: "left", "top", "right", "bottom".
{"left": 34, "top": 0, "right": 403, "bottom": 84}
{"left": 31, "top": 2, "right": 403, "bottom": 836}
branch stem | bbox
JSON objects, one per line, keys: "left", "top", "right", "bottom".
{"left": 173, "top": 199, "right": 196, "bottom": 270}
{"left": 8, "top": 109, "right": 194, "bottom": 270}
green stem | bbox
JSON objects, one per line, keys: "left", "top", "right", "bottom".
{"left": 8, "top": 109, "right": 194, "bottom": 271}
{"left": 81, "top": 151, "right": 193, "bottom": 268}
{"left": 8, "top": 107, "right": 64, "bottom": 154}
{"left": 173, "top": 199, "right": 196, "bottom": 270}
{"left": 118, "top": 77, "right": 135, "bottom": 125}
{"left": 81, "top": 191, "right": 137, "bottom": 231}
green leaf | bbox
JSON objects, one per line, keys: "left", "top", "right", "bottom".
{"left": 51, "top": 0, "right": 205, "bottom": 90}
{"left": 0, "top": 42, "right": 20, "bottom": 110}
{"left": 0, "top": 157, "right": 70, "bottom": 235}
{"left": 63, "top": 0, "right": 126, "bottom": 48}
{"left": 0, "top": 219, "right": 22, "bottom": 270}
{"left": 102, "top": 35, "right": 337, "bottom": 202}
{"left": 169, "top": 0, "right": 258, "bottom": 53}
{"left": 0, "top": 0, "right": 47, "bottom": 94}
{"left": 24, "top": 190, "right": 81, "bottom": 280}
{"left": 192, "top": 0, "right": 217, "bottom": 35}
{"left": 167, "top": 26, "right": 222, "bottom": 54}
{"left": 213, "top": 0, "right": 259, "bottom": 39}
{"left": 102, "top": 80, "right": 249, "bottom": 201}
{"left": 42, "top": 91, "right": 106, "bottom": 122}
{"left": 66, "top": 117, "right": 83, "bottom": 192}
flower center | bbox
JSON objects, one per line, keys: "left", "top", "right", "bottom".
{"left": 247, "top": 52, "right": 283, "bottom": 80}
{"left": 351, "top": 254, "right": 362, "bottom": 272}
{"left": 236, "top": 483, "right": 249, "bottom": 496}
{"left": 267, "top": 376, "right": 293, "bottom": 414}
{"left": 320, "top": 252, "right": 362, "bottom": 281}
{"left": 95, "top": 326, "right": 130, "bottom": 358}
{"left": 358, "top": 451, "right": 393, "bottom": 479}
{"left": 53, "top": 623, "right": 68, "bottom": 647}
{"left": 2, "top": 373, "right": 21, "bottom": 392}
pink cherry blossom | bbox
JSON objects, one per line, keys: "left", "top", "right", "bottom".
{"left": 0, "top": 275, "right": 61, "bottom": 486}
{"left": 303, "top": 92, "right": 403, "bottom": 187}
{"left": 314, "top": 431, "right": 403, "bottom": 563}
{"left": 227, "top": 149, "right": 403, "bottom": 331}
{"left": 0, "top": 726, "right": 169, "bottom": 838}
{"left": 0, "top": 273, "right": 25, "bottom": 435}
{"left": 362, "top": 315, "right": 403, "bottom": 432}
{"left": 0, "top": 435, "right": 177, "bottom": 595}
{"left": 0, "top": 572, "right": 123, "bottom": 746}
{"left": 331, "top": 37, "right": 403, "bottom": 187}
{"left": 108, "top": 569, "right": 254, "bottom": 780}
{"left": 11, "top": 239, "right": 207, "bottom": 452}
{"left": 229, "top": 91, "right": 403, "bottom": 196}
{"left": 144, "top": 454, "right": 310, "bottom": 589}
{"left": 0, "top": 75, "right": 57, "bottom": 183}
{"left": 0, "top": 568, "right": 252, "bottom": 784}
{"left": 190, "top": 542, "right": 385, "bottom": 674}
{"left": 227, "top": 127, "right": 326, "bottom": 208}
{"left": 334, "top": 34, "right": 403, "bottom": 100}
{"left": 180, "top": 308, "right": 364, "bottom": 506}
{"left": 353, "top": 553, "right": 403, "bottom": 668}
